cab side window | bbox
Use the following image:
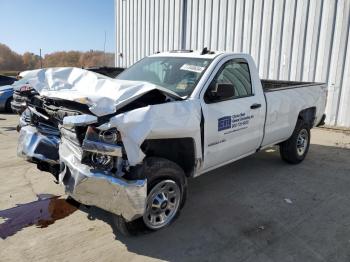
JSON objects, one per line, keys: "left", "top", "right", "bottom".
{"left": 204, "top": 59, "right": 252, "bottom": 103}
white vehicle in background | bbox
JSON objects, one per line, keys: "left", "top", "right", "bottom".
{"left": 16, "top": 49, "right": 327, "bottom": 235}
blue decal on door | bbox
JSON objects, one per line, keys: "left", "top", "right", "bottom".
{"left": 218, "top": 113, "right": 255, "bottom": 133}
{"left": 218, "top": 116, "right": 231, "bottom": 131}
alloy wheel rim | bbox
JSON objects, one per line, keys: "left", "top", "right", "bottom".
{"left": 143, "top": 180, "right": 180, "bottom": 229}
{"left": 296, "top": 129, "right": 308, "bottom": 156}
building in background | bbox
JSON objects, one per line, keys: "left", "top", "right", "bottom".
{"left": 115, "top": 0, "right": 350, "bottom": 127}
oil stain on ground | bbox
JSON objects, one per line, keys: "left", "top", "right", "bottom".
{"left": 0, "top": 194, "right": 79, "bottom": 239}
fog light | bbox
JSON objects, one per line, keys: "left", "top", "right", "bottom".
{"left": 91, "top": 153, "right": 113, "bottom": 170}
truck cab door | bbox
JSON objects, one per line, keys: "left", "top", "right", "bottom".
{"left": 200, "top": 57, "right": 266, "bottom": 170}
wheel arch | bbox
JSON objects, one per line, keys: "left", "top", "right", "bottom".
{"left": 298, "top": 107, "right": 316, "bottom": 129}
{"left": 5, "top": 96, "right": 13, "bottom": 111}
{"left": 141, "top": 138, "right": 196, "bottom": 177}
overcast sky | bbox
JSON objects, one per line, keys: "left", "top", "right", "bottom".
{"left": 0, "top": 0, "right": 115, "bottom": 55}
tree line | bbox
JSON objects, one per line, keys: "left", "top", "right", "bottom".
{"left": 0, "top": 43, "right": 115, "bottom": 71}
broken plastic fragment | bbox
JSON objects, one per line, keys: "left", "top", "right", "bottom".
{"left": 284, "top": 198, "right": 293, "bottom": 204}
{"left": 63, "top": 114, "right": 98, "bottom": 127}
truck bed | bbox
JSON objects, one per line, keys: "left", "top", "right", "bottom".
{"left": 261, "top": 79, "right": 323, "bottom": 92}
{"left": 261, "top": 80, "right": 327, "bottom": 148}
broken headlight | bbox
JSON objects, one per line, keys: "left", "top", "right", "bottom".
{"left": 99, "top": 128, "right": 120, "bottom": 144}
{"left": 82, "top": 126, "right": 123, "bottom": 172}
{"left": 90, "top": 153, "right": 113, "bottom": 170}
{"left": 85, "top": 126, "right": 121, "bottom": 144}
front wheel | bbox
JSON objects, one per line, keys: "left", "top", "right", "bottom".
{"left": 279, "top": 120, "right": 311, "bottom": 164}
{"left": 5, "top": 97, "right": 13, "bottom": 112}
{"left": 112, "top": 157, "right": 187, "bottom": 235}
{"left": 143, "top": 179, "right": 181, "bottom": 230}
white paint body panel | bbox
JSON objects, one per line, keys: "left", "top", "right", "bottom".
{"left": 190, "top": 52, "right": 327, "bottom": 175}
{"left": 19, "top": 52, "right": 327, "bottom": 175}
{"left": 196, "top": 54, "right": 266, "bottom": 171}
{"left": 262, "top": 85, "right": 327, "bottom": 148}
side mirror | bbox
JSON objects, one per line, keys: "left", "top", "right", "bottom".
{"left": 206, "top": 83, "right": 235, "bottom": 103}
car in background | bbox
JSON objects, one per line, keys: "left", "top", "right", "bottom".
{"left": 0, "top": 75, "right": 17, "bottom": 112}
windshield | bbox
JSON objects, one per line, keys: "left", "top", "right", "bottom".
{"left": 116, "top": 56, "right": 212, "bottom": 96}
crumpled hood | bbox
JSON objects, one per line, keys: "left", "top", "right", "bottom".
{"left": 20, "top": 67, "right": 182, "bottom": 116}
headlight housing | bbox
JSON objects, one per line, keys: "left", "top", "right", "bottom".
{"left": 82, "top": 126, "right": 123, "bottom": 172}
{"left": 99, "top": 128, "right": 119, "bottom": 144}
{"left": 90, "top": 153, "right": 113, "bottom": 170}
{"left": 19, "top": 85, "right": 33, "bottom": 92}
{"left": 85, "top": 126, "right": 121, "bottom": 144}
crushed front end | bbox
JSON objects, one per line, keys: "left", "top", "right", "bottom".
{"left": 15, "top": 66, "right": 200, "bottom": 223}
{"left": 17, "top": 96, "right": 147, "bottom": 221}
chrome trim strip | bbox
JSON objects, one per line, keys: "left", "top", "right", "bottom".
{"left": 82, "top": 139, "right": 123, "bottom": 157}
{"left": 63, "top": 114, "right": 98, "bottom": 127}
{"left": 28, "top": 106, "right": 49, "bottom": 120}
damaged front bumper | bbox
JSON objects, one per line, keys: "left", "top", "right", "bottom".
{"left": 59, "top": 141, "right": 147, "bottom": 221}
{"left": 18, "top": 125, "right": 147, "bottom": 221}
{"left": 17, "top": 125, "right": 60, "bottom": 164}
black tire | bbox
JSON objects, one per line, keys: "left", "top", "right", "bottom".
{"left": 112, "top": 157, "right": 187, "bottom": 236}
{"left": 5, "top": 97, "right": 13, "bottom": 112}
{"left": 279, "top": 119, "right": 311, "bottom": 164}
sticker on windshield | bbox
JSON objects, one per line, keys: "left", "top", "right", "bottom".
{"left": 180, "top": 64, "right": 205, "bottom": 73}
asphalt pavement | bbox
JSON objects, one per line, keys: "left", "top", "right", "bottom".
{"left": 1, "top": 113, "right": 350, "bottom": 262}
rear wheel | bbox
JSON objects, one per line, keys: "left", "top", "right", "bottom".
{"left": 279, "top": 119, "right": 310, "bottom": 164}
{"left": 112, "top": 157, "right": 187, "bottom": 236}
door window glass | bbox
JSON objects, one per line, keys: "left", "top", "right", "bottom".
{"left": 205, "top": 59, "right": 252, "bottom": 103}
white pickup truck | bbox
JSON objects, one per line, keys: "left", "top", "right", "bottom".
{"left": 16, "top": 50, "right": 327, "bottom": 235}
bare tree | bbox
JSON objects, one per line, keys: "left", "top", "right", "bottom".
{"left": 0, "top": 43, "right": 24, "bottom": 70}
{"left": 0, "top": 43, "right": 116, "bottom": 71}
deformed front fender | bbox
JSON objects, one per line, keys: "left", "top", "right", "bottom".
{"left": 98, "top": 99, "right": 203, "bottom": 166}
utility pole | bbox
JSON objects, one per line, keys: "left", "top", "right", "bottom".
{"left": 103, "top": 31, "right": 107, "bottom": 66}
